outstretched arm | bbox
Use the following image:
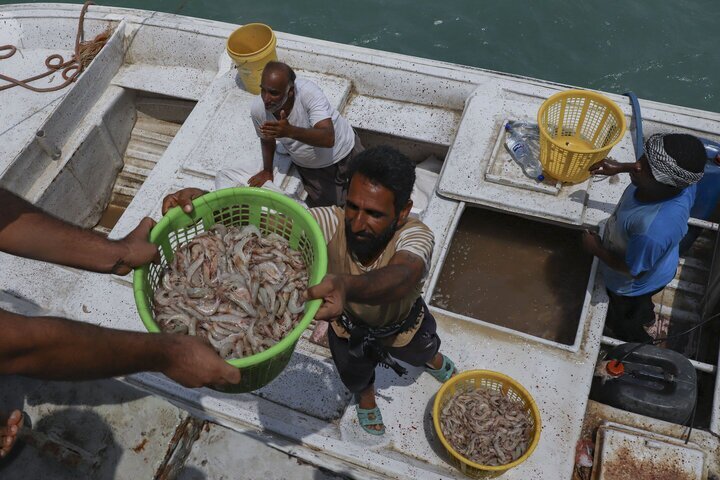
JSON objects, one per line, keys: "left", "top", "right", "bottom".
{"left": 589, "top": 158, "right": 640, "bottom": 176}
{"left": 0, "top": 189, "right": 157, "bottom": 275}
{"left": 306, "top": 251, "right": 425, "bottom": 321}
{"left": 0, "top": 307, "right": 240, "bottom": 388}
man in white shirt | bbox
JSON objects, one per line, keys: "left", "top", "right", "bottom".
{"left": 245, "top": 61, "right": 363, "bottom": 207}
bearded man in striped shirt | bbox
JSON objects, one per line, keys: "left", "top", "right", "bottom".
{"left": 163, "top": 146, "right": 456, "bottom": 436}
{"left": 305, "top": 146, "right": 456, "bottom": 435}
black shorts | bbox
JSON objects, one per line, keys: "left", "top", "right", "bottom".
{"left": 328, "top": 299, "right": 441, "bottom": 393}
{"left": 605, "top": 288, "right": 662, "bottom": 343}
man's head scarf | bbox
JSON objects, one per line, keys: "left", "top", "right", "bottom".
{"left": 645, "top": 133, "right": 704, "bottom": 188}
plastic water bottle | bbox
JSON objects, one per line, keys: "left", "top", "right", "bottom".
{"left": 506, "top": 120, "right": 540, "bottom": 140}
{"left": 505, "top": 122, "right": 544, "bottom": 181}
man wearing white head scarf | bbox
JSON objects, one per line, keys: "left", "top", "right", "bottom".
{"left": 582, "top": 133, "right": 706, "bottom": 342}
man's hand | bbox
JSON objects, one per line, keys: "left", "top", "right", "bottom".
{"left": 259, "top": 110, "right": 292, "bottom": 139}
{"left": 0, "top": 410, "right": 23, "bottom": 459}
{"left": 248, "top": 170, "right": 274, "bottom": 188}
{"left": 161, "top": 335, "right": 241, "bottom": 388}
{"left": 113, "top": 218, "right": 159, "bottom": 275}
{"left": 305, "top": 274, "right": 346, "bottom": 321}
{"left": 582, "top": 229, "right": 603, "bottom": 256}
{"left": 161, "top": 188, "right": 207, "bottom": 215}
{"left": 582, "top": 229, "right": 634, "bottom": 276}
{"left": 589, "top": 158, "right": 640, "bottom": 176}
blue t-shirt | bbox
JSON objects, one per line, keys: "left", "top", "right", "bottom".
{"left": 601, "top": 184, "right": 696, "bottom": 296}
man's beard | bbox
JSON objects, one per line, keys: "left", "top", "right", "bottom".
{"left": 345, "top": 219, "right": 398, "bottom": 263}
{"left": 266, "top": 89, "right": 290, "bottom": 114}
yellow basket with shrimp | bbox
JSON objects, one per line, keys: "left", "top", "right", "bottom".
{"left": 537, "top": 89, "right": 626, "bottom": 183}
{"left": 433, "top": 370, "right": 541, "bottom": 478}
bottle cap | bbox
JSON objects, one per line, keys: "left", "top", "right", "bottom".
{"left": 505, "top": 122, "right": 512, "bottom": 131}
{"left": 537, "top": 174, "right": 545, "bottom": 182}
{"left": 606, "top": 360, "right": 625, "bottom": 377}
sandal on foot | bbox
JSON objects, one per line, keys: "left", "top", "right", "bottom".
{"left": 355, "top": 405, "right": 385, "bottom": 436}
{"left": 426, "top": 354, "right": 457, "bottom": 383}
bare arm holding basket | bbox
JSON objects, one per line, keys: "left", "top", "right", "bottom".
{"left": 0, "top": 187, "right": 240, "bottom": 458}
{"left": 0, "top": 188, "right": 157, "bottom": 275}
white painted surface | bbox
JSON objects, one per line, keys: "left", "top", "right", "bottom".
{"left": 0, "top": 376, "right": 186, "bottom": 479}
{"left": 595, "top": 423, "right": 706, "bottom": 479}
{"left": 112, "top": 64, "right": 216, "bottom": 101}
{"left": 438, "top": 84, "right": 621, "bottom": 226}
{"left": 179, "top": 425, "right": 345, "bottom": 480}
{"left": 344, "top": 95, "right": 460, "bottom": 146}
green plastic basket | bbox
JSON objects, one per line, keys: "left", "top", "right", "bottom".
{"left": 133, "top": 187, "right": 327, "bottom": 393}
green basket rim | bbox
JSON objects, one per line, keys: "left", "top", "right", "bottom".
{"left": 132, "top": 187, "right": 328, "bottom": 369}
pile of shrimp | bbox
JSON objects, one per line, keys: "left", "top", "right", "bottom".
{"left": 153, "top": 224, "right": 308, "bottom": 359}
{"left": 440, "top": 386, "right": 533, "bottom": 466}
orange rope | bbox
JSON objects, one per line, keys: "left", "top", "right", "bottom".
{"left": 0, "top": 2, "right": 111, "bottom": 93}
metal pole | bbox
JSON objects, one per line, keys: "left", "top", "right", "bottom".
{"left": 688, "top": 217, "right": 719, "bottom": 231}
{"left": 600, "top": 335, "right": 716, "bottom": 374}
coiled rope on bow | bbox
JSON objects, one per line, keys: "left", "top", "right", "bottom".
{"left": 0, "top": 1, "right": 111, "bottom": 92}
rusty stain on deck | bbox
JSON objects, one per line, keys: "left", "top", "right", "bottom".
{"left": 600, "top": 446, "right": 697, "bottom": 480}
{"left": 132, "top": 438, "right": 149, "bottom": 453}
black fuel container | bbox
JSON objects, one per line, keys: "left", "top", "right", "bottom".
{"left": 591, "top": 343, "right": 696, "bottom": 425}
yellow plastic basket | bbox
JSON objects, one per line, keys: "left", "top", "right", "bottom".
{"left": 537, "top": 89, "right": 626, "bottom": 183}
{"left": 433, "top": 370, "right": 542, "bottom": 479}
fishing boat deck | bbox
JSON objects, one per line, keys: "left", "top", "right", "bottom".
{"left": 1, "top": 4, "right": 720, "bottom": 479}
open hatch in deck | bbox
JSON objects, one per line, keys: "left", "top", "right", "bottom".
{"left": 94, "top": 92, "right": 197, "bottom": 235}
{"left": 430, "top": 207, "right": 594, "bottom": 347}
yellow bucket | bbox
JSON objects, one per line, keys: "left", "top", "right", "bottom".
{"left": 433, "top": 370, "right": 542, "bottom": 479}
{"left": 226, "top": 23, "right": 278, "bottom": 94}
{"left": 537, "top": 89, "right": 626, "bottom": 183}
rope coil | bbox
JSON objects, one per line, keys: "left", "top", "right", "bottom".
{"left": 0, "top": 1, "right": 111, "bottom": 93}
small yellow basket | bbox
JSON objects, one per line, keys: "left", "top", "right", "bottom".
{"left": 433, "top": 370, "right": 542, "bottom": 479}
{"left": 537, "top": 89, "right": 626, "bottom": 183}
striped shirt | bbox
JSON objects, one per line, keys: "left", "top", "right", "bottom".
{"left": 309, "top": 206, "right": 434, "bottom": 271}
{"left": 309, "top": 206, "right": 434, "bottom": 343}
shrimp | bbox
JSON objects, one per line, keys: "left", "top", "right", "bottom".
{"left": 152, "top": 224, "right": 309, "bottom": 361}
{"left": 439, "top": 386, "right": 533, "bottom": 466}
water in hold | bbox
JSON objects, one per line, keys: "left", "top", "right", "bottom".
{"left": 431, "top": 207, "right": 593, "bottom": 345}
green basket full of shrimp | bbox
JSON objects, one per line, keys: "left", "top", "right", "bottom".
{"left": 133, "top": 187, "right": 327, "bottom": 393}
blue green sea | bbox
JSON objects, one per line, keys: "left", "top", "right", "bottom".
{"left": 3, "top": 1, "right": 718, "bottom": 113}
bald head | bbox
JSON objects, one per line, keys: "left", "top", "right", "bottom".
{"left": 261, "top": 61, "right": 296, "bottom": 87}
{"left": 260, "top": 61, "right": 297, "bottom": 113}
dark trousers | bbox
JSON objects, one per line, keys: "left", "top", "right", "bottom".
{"left": 605, "top": 288, "right": 662, "bottom": 343}
{"left": 295, "top": 133, "right": 364, "bottom": 208}
{"left": 328, "top": 301, "right": 441, "bottom": 394}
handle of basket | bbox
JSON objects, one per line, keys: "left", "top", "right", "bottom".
{"left": 623, "top": 91, "right": 645, "bottom": 161}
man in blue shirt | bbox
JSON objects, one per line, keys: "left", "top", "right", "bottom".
{"left": 583, "top": 133, "right": 706, "bottom": 342}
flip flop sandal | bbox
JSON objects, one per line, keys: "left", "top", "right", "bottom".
{"left": 355, "top": 405, "right": 385, "bottom": 436}
{"left": 426, "top": 354, "right": 457, "bottom": 383}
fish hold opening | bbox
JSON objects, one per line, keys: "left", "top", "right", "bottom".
{"left": 431, "top": 207, "right": 593, "bottom": 346}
